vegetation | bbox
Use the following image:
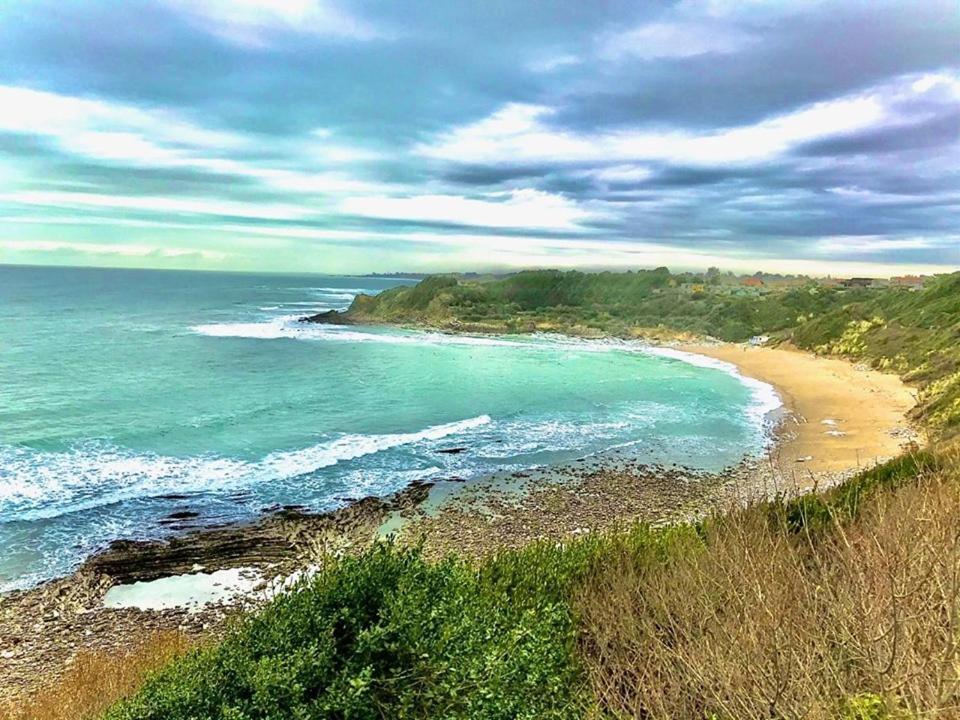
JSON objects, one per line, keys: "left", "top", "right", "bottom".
{"left": 1, "top": 632, "right": 191, "bottom": 720}
{"left": 339, "top": 269, "right": 960, "bottom": 435}
{"left": 102, "top": 541, "right": 599, "bottom": 719}
{"left": 341, "top": 269, "right": 865, "bottom": 342}
{"left": 7, "top": 443, "right": 944, "bottom": 718}
{"left": 577, "top": 444, "right": 959, "bottom": 718}
{"left": 789, "top": 272, "right": 960, "bottom": 434}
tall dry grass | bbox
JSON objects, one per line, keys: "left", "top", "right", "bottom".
{"left": 1, "top": 631, "right": 192, "bottom": 720}
{"left": 576, "top": 449, "right": 960, "bottom": 718}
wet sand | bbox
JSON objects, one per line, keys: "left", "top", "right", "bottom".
{"left": 688, "top": 342, "right": 921, "bottom": 481}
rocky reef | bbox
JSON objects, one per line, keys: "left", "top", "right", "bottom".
{"left": 299, "top": 309, "right": 357, "bottom": 325}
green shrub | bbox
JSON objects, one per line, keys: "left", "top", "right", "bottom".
{"left": 106, "top": 543, "right": 594, "bottom": 720}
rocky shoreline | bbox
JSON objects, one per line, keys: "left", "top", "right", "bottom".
{"left": 0, "top": 481, "right": 432, "bottom": 704}
{"left": 2, "top": 429, "right": 865, "bottom": 708}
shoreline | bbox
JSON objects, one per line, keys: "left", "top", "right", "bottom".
{"left": 685, "top": 342, "right": 921, "bottom": 480}
{"left": 0, "top": 338, "right": 921, "bottom": 705}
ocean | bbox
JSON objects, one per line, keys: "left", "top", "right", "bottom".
{"left": 0, "top": 264, "right": 779, "bottom": 591}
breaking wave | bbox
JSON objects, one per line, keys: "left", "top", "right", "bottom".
{"left": 0, "top": 415, "right": 492, "bottom": 521}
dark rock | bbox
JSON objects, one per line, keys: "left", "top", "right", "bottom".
{"left": 83, "top": 502, "right": 371, "bottom": 584}
{"left": 165, "top": 510, "right": 200, "bottom": 521}
{"left": 387, "top": 482, "right": 434, "bottom": 511}
{"left": 436, "top": 447, "right": 468, "bottom": 455}
{"left": 300, "top": 310, "right": 355, "bottom": 325}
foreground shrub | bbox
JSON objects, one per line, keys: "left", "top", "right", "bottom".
{"left": 105, "top": 543, "right": 596, "bottom": 720}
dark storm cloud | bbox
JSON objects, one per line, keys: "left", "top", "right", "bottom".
{"left": 441, "top": 164, "right": 554, "bottom": 186}
{"left": 552, "top": 0, "right": 960, "bottom": 132}
{"left": 0, "top": 0, "right": 646, "bottom": 142}
{"left": 796, "top": 113, "right": 960, "bottom": 157}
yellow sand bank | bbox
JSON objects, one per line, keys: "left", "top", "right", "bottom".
{"left": 688, "top": 343, "right": 920, "bottom": 482}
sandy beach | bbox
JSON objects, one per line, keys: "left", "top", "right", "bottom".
{"left": 688, "top": 343, "right": 921, "bottom": 481}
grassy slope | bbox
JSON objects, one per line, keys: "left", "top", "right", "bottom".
{"left": 343, "top": 270, "right": 960, "bottom": 436}
{"left": 789, "top": 272, "right": 960, "bottom": 433}
{"left": 343, "top": 270, "right": 869, "bottom": 341}
{"left": 96, "top": 447, "right": 958, "bottom": 719}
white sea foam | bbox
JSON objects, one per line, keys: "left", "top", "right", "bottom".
{"left": 301, "top": 286, "right": 368, "bottom": 295}
{"left": 191, "top": 316, "right": 532, "bottom": 348}
{"left": 277, "top": 301, "right": 342, "bottom": 307}
{"left": 0, "top": 415, "right": 491, "bottom": 520}
{"left": 640, "top": 345, "right": 783, "bottom": 433}
{"left": 309, "top": 292, "right": 359, "bottom": 301}
{"left": 190, "top": 317, "right": 782, "bottom": 438}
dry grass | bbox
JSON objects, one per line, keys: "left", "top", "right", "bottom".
{"left": 577, "top": 448, "right": 960, "bottom": 718}
{"left": 0, "top": 631, "right": 192, "bottom": 720}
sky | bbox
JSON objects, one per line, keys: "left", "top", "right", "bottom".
{"left": 0, "top": 0, "right": 958, "bottom": 277}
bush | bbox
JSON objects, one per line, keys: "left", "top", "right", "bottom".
{"left": 106, "top": 544, "right": 594, "bottom": 720}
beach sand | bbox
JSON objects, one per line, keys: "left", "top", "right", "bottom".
{"left": 688, "top": 342, "right": 921, "bottom": 482}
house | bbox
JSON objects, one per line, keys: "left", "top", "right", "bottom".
{"left": 841, "top": 277, "right": 875, "bottom": 288}
{"left": 750, "top": 335, "right": 770, "bottom": 346}
{"left": 742, "top": 276, "right": 765, "bottom": 288}
{"left": 891, "top": 275, "right": 926, "bottom": 290}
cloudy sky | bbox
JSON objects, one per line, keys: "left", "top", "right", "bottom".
{"left": 0, "top": 0, "right": 957, "bottom": 276}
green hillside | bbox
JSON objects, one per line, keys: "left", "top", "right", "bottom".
{"left": 337, "top": 269, "right": 868, "bottom": 341}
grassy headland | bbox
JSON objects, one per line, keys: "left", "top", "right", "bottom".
{"left": 318, "top": 269, "right": 960, "bottom": 437}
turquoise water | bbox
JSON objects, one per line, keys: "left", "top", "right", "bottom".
{"left": 0, "top": 265, "right": 778, "bottom": 590}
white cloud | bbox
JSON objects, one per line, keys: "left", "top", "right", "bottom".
{"left": 600, "top": 20, "right": 755, "bottom": 61}
{"left": 4, "top": 191, "right": 311, "bottom": 221}
{"left": 0, "top": 85, "right": 391, "bottom": 199}
{"left": 813, "top": 235, "right": 958, "bottom": 255}
{"left": 590, "top": 165, "right": 654, "bottom": 184}
{"left": 0, "top": 239, "right": 228, "bottom": 260}
{"left": 909, "top": 72, "right": 960, "bottom": 99}
{"left": 826, "top": 186, "right": 960, "bottom": 207}
{"left": 340, "top": 189, "right": 601, "bottom": 231}
{"left": 527, "top": 54, "right": 581, "bottom": 73}
{"left": 163, "top": 0, "right": 379, "bottom": 46}
{"left": 0, "top": 86, "right": 242, "bottom": 151}
{"left": 418, "top": 92, "right": 885, "bottom": 167}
